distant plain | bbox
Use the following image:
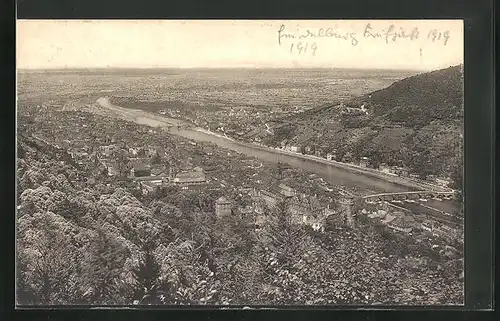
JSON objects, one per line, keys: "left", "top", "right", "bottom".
{"left": 17, "top": 68, "right": 418, "bottom": 112}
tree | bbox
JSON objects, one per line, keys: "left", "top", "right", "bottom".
{"left": 409, "top": 150, "right": 435, "bottom": 179}
{"left": 150, "top": 152, "right": 161, "bottom": 165}
{"left": 84, "top": 229, "right": 129, "bottom": 304}
{"left": 17, "top": 212, "right": 85, "bottom": 304}
{"left": 273, "top": 162, "right": 286, "bottom": 180}
{"left": 16, "top": 248, "right": 37, "bottom": 305}
{"left": 449, "top": 156, "right": 463, "bottom": 194}
{"left": 115, "top": 149, "right": 130, "bottom": 178}
{"left": 131, "top": 238, "right": 165, "bottom": 304}
{"left": 265, "top": 198, "right": 305, "bottom": 269}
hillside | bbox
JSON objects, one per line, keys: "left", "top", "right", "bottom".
{"left": 257, "top": 65, "right": 464, "bottom": 183}
{"left": 349, "top": 64, "right": 464, "bottom": 127}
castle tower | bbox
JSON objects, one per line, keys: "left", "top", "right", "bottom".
{"left": 215, "top": 196, "right": 232, "bottom": 219}
{"left": 338, "top": 196, "right": 355, "bottom": 228}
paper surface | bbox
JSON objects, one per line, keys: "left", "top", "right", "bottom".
{"left": 17, "top": 20, "right": 463, "bottom": 70}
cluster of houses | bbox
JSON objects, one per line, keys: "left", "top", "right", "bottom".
{"left": 421, "top": 220, "right": 464, "bottom": 242}
{"left": 66, "top": 142, "right": 213, "bottom": 194}
{"left": 205, "top": 182, "right": 355, "bottom": 233}
{"left": 269, "top": 141, "right": 453, "bottom": 188}
{"left": 132, "top": 162, "right": 208, "bottom": 194}
{"left": 244, "top": 183, "right": 354, "bottom": 232}
{"left": 366, "top": 209, "right": 419, "bottom": 234}
{"left": 340, "top": 105, "right": 369, "bottom": 116}
{"left": 425, "top": 175, "right": 453, "bottom": 188}
{"left": 362, "top": 203, "right": 463, "bottom": 244}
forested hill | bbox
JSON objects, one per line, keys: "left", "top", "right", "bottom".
{"left": 259, "top": 65, "right": 464, "bottom": 183}
{"left": 349, "top": 64, "right": 464, "bottom": 127}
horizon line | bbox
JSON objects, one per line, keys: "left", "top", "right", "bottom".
{"left": 16, "top": 65, "right": 459, "bottom": 73}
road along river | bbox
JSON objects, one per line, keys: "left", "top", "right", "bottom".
{"left": 93, "top": 97, "right": 460, "bottom": 214}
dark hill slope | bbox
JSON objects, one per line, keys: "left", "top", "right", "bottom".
{"left": 349, "top": 65, "right": 463, "bottom": 127}
{"left": 258, "top": 65, "right": 463, "bottom": 182}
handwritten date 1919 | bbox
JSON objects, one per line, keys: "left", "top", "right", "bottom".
{"left": 290, "top": 42, "right": 317, "bottom": 56}
{"left": 427, "top": 29, "right": 450, "bottom": 46}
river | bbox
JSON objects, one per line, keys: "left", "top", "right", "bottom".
{"left": 94, "top": 97, "right": 460, "bottom": 214}
{"left": 170, "top": 127, "right": 410, "bottom": 194}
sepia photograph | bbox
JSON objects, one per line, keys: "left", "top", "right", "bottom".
{"left": 16, "top": 20, "right": 464, "bottom": 306}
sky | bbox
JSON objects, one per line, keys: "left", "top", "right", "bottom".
{"left": 17, "top": 20, "right": 463, "bottom": 70}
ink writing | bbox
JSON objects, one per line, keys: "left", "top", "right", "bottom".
{"left": 290, "top": 41, "right": 318, "bottom": 56}
{"left": 363, "top": 23, "right": 420, "bottom": 44}
{"left": 278, "top": 24, "right": 359, "bottom": 48}
{"left": 276, "top": 23, "right": 451, "bottom": 54}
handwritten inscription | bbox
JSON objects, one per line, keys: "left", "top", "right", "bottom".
{"left": 290, "top": 41, "right": 318, "bottom": 56}
{"left": 363, "top": 23, "right": 450, "bottom": 46}
{"left": 278, "top": 24, "right": 358, "bottom": 47}
{"left": 277, "top": 23, "right": 451, "bottom": 56}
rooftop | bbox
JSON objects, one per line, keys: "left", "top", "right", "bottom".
{"left": 132, "top": 162, "right": 150, "bottom": 171}
{"left": 216, "top": 196, "right": 231, "bottom": 204}
{"left": 174, "top": 171, "right": 206, "bottom": 183}
{"left": 134, "top": 176, "right": 164, "bottom": 182}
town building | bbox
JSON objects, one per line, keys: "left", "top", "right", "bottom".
{"left": 433, "top": 224, "right": 461, "bottom": 241}
{"left": 259, "top": 189, "right": 281, "bottom": 209}
{"left": 387, "top": 215, "right": 416, "bottom": 234}
{"left": 254, "top": 214, "right": 267, "bottom": 230}
{"left": 278, "top": 183, "right": 295, "bottom": 198}
{"left": 130, "top": 162, "right": 151, "bottom": 177}
{"left": 435, "top": 177, "right": 452, "bottom": 187}
{"left": 337, "top": 196, "right": 355, "bottom": 228}
{"left": 421, "top": 219, "right": 436, "bottom": 232}
{"left": 397, "top": 167, "right": 410, "bottom": 177}
{"left": 359, "top": 157, "right": 370, "bottom": 167}
{"left": 99, "top": 145, "right": 117, "bottom": 157}
{"left": 128, "top": 147, "right": 139, "bottom": 156}
{"left": 237, "top": 205, "right": 255, "bottom": 218}
{"left": 101, "top": 161, "right": 119, "bottom": 176}
{"left": 368, "top": 209, "right": 388, "bottom": 219}
{"left": 203, "top": 146, "right": 214, "bottom": 156}
{"left": 138, "top": 180, "right": 162, "bottom": 195}
{"left": 381, "top": 212, "right": 396, "bottom": 225}
{"left": 341, "top": 152, "right": 353, "bottom": 163}
{"left": 379, "top": 163, "right": 391, "bottom": 174}
{"left": 151, "top": 167, "right": 166, "bottom": 176}
{"left": 426, "top": 174, "right": 437, "bottom": 182}
{"left": 215, "top": 196, "right": 233, "bottom": 219}
{"left": 324, "top": 205, "right": 344, "bottom": 227}
{"left": 173, "top": 170, "right": 206, "bottom": 188}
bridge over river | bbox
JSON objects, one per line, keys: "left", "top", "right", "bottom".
{"left": 363, "top": 191, "right": 455, "bottom": 202}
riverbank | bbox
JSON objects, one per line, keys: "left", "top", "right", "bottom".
{"left": 95, "top": 97, "right": 452, "bottom": 194}
{"left": 251, "top": 144, "right": 452, "bottom": 193}
{"left": 194, "top": 128, "right": 236, "bottom": 142}
{"left": 200, "top": 132, "right": 450, "bottom": 193}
